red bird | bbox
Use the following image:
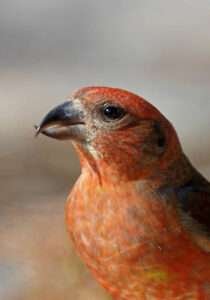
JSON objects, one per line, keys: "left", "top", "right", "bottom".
{"left": 37, "top": 87, "right": 210, "bottom": 299}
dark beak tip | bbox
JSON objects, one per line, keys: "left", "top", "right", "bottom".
{"left": 34, "top": 124, "right": 41, "bottom": 137}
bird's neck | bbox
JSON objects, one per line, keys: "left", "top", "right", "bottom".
{"left": 74, "top": 142, "right": 193, "bottom": 189}
{"left": 146, "top": 154, "right": 194, "bottom": 190}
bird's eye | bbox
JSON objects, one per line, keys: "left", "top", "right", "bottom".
{"left": 101, "top": 104, "right": 126, "bottom": 121}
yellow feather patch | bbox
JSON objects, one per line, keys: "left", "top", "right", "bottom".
{"left": 145, "top": 268, "right": 169, "bottom": 282}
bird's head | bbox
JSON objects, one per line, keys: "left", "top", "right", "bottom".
{"left": 36, "top": 87, "right": 182, "bottom": 182}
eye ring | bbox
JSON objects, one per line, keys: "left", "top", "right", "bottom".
{"left": 100, "top": 103, "right": 126, "bottom": 122}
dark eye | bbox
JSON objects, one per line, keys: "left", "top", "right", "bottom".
{"left": 101, "top": 104, "right": 126, "bottom": 121}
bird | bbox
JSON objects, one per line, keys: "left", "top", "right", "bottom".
{"left": 36, "top": 87, "right": 210, "bottom": 299}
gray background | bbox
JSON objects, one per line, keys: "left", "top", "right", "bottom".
{"left": 1, "top": 1, "right": 210, "bottom": 299}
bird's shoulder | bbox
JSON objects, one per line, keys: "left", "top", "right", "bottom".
{"left": 157, "top": 162, "right": 210, "bottom": 251}
{"left": 175, "top": 169, "right": 210, "bottom": 232}
{"left": 171, "top": 168, "right": 210, "bottom": 252}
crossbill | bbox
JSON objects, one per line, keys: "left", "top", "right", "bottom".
{"left": 36, "top": 87, "right": 210, "bottom": 299}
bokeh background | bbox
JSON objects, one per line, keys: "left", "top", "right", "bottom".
{"left": 1, "top": 1, "right": 210, "bottom": 299}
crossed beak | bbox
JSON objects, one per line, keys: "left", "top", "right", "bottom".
{"left": 35, "top": 100, "right": 85, "bottom": 140}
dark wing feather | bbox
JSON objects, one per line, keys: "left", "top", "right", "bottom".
{"left": 175, "top": 169, "right": 210, "bottom": 234}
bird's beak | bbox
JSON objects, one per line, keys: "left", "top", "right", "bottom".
{"left": 35, "top": 100, "right": 86, "bottom": 140}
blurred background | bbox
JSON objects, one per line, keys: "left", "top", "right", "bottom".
{"left": 1, "top": 0, "right": 210, "bottom": 299}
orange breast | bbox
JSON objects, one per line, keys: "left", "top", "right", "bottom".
{"left": 66, "top": 171, "right": 210, "bottom": 299}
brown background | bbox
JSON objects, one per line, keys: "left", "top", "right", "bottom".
{"left": 1, "top": 1, "right": 210, "bottom": 299}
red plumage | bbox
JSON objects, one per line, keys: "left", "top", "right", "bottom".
{"left": 37, "top": 87, "right": 210, "bottom": 299}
